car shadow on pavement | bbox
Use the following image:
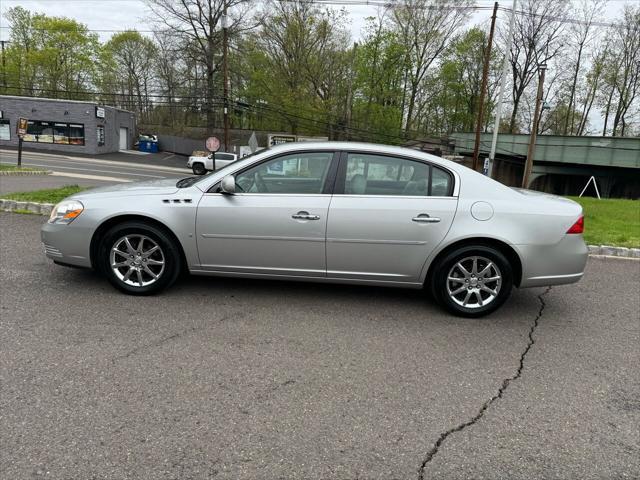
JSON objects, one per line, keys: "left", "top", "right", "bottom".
{"left": 58, "top": 265, "right": 547, "bottom": 330}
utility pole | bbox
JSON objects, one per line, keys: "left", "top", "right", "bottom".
{"left": 487, "top": 0, "right": 517, "bottom": 178}
{"left": 522, "top": 63, "right": 547, "bottom": 189}
{"left": 472, "top": 2, "right": 498, "bottom": 172}
{"left": 222, "top": 1, "right": 230, "bottom": 152}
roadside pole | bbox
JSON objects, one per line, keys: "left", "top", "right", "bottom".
{"left": 222, "top": 1, "right": 230, "bottom": 152}
{"left": 487, "top": 0, "right": 517, "bottom": 178}
{"left": 472, "top": 2, "right": 498, "bottom": 172}
{"left": 522, "top": 64, "right": 547, "bottom": 189}
{"left": 17, "top": 137, "right": 23, "bottom": 168}
{"left": 16, "top": 117, "right": 28, "bottom": 168}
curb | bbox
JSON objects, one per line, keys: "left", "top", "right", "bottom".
{"left": 0, "top": 169, "right": 52, "bottom": 176}
{"left": 0, "top": 200, "right": 638, "bottom": 259}
{"left": 587, "top": 245, "right": 640, "bottom": 259}
{"left": 0, "top": 199, "right": 55, "bottom": 215}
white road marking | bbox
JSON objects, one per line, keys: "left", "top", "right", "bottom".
{"left": 119, "top": 149, "right": 150, "bottom": 155}
{"left": 0, "top": 149, "right": 188, "bottom": 173}
{"left": 18, "top": 162, "right": 165, "bottom": 178}
{"left": 50, "top": 172, "right": 132, "bottom": 182}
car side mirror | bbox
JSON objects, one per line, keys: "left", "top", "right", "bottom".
{"left": 220, "top": 175, "right": 236, "bottom": 194}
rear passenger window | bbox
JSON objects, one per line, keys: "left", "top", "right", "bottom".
{"left": 431, "top": 166, "right": 452, "bottom": 196}
{"left": 343, "top": 153, "right": 452, "bottom": 196}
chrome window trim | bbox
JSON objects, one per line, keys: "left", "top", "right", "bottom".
{"left": 196, "top": 145, "right": 461, "bottom": 196}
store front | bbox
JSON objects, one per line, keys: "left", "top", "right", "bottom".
{"left": 0, "top": 95, "right": 136, "bottom": 155}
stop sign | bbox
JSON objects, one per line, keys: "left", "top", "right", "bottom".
{"left": 205, "top": 136, "right": 220, "bottom": 152}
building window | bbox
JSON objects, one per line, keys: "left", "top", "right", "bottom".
{"left": 54, "top": 123, "right": 69, "bottom": 144}
{"left": 24, "top": 120, "right": 84, "bottom": 146}
{"left": 69, "top": 124, "right": 85, "bottom": 145}
{"left": 97, "top": 125, "right": 105, "bottom": 146}
{"left": 0, "top": 119, "right": 10, "bottom": 141}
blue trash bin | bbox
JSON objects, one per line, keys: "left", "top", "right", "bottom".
{"left": 138, "top": 141, "right": 158, "bottom": 153}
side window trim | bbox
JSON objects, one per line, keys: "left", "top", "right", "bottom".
{"left": 206, "top": 150, "right": 339, "bottom": 194}
{"left": 334, "top": 150, "right": 455, "bottom": 197}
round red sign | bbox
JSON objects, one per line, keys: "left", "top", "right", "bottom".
{"left": 205, "top": 136, "right": 220, "bottom": 152}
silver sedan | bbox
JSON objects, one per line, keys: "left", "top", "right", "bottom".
{"left": 41, "top": 142, "right": 587, "bottom": 317}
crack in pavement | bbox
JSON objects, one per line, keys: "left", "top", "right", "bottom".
{"left": 111, "top": 315, "right": 229, "bottom": 363}
{"left": 418, "top": 287, "right": 552, "bottom": 479}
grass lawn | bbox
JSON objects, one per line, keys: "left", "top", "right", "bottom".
{"left": 569, "top": 196, "right": 640, "bottom": 248}
{"left": 3, "top": 185, "right": 88, "bottom": 204}
{"left": 0, "top": 164, "right": 44, "bottom": 172}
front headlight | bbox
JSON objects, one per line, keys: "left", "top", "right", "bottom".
{"left": 48, "top": 200, "right": 84, "bottom": 224}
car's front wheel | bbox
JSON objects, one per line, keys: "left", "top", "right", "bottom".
{"left": 192, "top": 162, "right": 206, "bottom": 175}
{"left": 99, "top": 221, "right": 182, "bottom": 295}
{"left": 430, "top": 245, "right": 513, "bottom": 317}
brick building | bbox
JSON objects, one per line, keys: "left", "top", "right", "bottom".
{"left": 0, "top": 95, "right": 136, "bottom": 154}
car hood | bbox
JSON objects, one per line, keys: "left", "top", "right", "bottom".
{"left": 72, "top": 178, "right": 182, "bottom": 198}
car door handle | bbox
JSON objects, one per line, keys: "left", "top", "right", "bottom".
{"left": 412, "top": 214, "right": 441, "bottom": 223}
{"left": 292, "top": 211, "right": 320, "bottom": 220}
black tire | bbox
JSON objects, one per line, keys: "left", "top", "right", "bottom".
{"left": 192, "top": 162, "right": 206, "bottom": 175}
{"left": 429, "top": 245, "right": 513, "bottom": 318}
{"left": 98, "top": 221, "right": 182, "bottom": 295}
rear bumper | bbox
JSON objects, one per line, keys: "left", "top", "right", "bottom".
{"left": 516, "top": 235, "right": 588, "bottom": 288}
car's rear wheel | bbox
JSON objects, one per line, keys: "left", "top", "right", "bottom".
{"left": 430, "top": 245, "right": 513, "bottom": 317}
{"left": 99, "top": 221, "right": 181, "bottom": 295}
{"left": 192, "top": 162, "right": 206, "bottom": 175}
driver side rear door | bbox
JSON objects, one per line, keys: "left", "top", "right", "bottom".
{"left": 195, "top": 151, "right": 338, "bottom": 277}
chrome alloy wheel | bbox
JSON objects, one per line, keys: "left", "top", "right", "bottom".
{"left": 110, "top": 235, "right": 165, "bottom": 287}
{"left": 446, "top": 256, "right": 502, "bottom": 309}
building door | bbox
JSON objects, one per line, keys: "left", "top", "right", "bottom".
{"left": 119, "top": 127, "right": 128, "bottom": 150}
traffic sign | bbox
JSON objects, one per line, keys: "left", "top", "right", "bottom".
{"left": 17, "top": 117, "right": 28, "bottom": 137}
{"left": 205, "top": 136, "right": 220, "bottom": 152}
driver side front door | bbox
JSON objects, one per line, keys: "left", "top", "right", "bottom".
{"left": 195, "top": 151, "right": 337, "bottom": 277}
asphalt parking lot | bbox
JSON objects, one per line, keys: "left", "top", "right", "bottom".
{"left": 1, "top": 211, "right": 639, "bottom": 479}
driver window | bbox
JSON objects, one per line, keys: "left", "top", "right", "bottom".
{"left": 235, "top": 152, "right": 333, "bottom": 194}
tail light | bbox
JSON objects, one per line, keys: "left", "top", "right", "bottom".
{"left": 566, "top": 216, "right": 584, "bottom": 234}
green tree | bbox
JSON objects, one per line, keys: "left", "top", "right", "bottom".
{"left": 2, "top": 7, "right": 99, "bottom": 99}
{"left": 104, "top": 31, "right": 157, "bottom": 116}
{"left": 239, "top": 1, "right": 352, "bottom": 138}
{"left": 351, "top": 16, "right": 405, "bottom": 141}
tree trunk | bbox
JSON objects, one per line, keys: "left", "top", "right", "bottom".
{"left": 564, "top": 41, "right": 584, "bottom": 135}
{"left": 602, "top": 84, "right": 615, "bottom": 136}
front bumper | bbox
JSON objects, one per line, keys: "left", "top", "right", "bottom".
{"left": 41, "top": 221, "right": 93, "bottom": 268}
{"left": 517, "top": 235, "right": 588, "bottom": 288}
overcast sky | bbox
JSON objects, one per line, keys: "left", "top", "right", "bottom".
{"left": 0, "top": 0, "right": 632, "bottom": 43}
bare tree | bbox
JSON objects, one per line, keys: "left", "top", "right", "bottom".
{"left": 146, "top": 0, "right": 253, "bottom": 130}
{"left": 562, "top": 0, "right": 606, "bottom": 135}
{"left": 391, "top": 0, "right": 472, "bottom": 134}
{"left": 504, "top": 0, "right": 568, "bottom": 133}
{"left": 576, "top": 40, "right": 608, "bottom": 136}
{"left": 610, "top": 6, "right": 640, "bottom": 136}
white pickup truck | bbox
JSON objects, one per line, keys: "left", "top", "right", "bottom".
{"left": 187, "top": 151, "right": 238, "bottom": 175}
